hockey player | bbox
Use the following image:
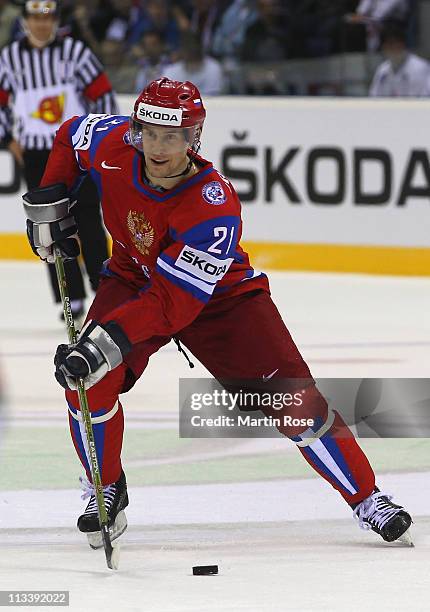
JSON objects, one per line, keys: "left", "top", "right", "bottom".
{"left": 23, "top": 78, "right": 412, "bottom": 549}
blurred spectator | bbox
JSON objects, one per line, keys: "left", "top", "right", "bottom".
{"left": 105, "top": 0, "right": 143, "bottom": 47}
{"left": 90, "top": 0, "right": 144, "bottom": 51}
{"left": 89, "top": 0, "right": 115, "bottom": 42}
{"left": 241, "top": 0, "right": 290, "bottom": 62}
{"left": 134, "top": 30, "right": 172, "bottom": 92}
{"left": 0, "top": 0, "right": 20, "bottom": 48}
{"left": 346, "top": 0, "right": 410, "bottom": 50}
{"left": 100, "top": 39, "right": 124, "bottom": 69}
{"left": 165, "top": 32, "right": 224, "bottom": 95}
{"left": 211, "top": 0, "right": 258, "bottom": 60}
{"left": 292, "top": 1, "right": 352, "bottom": 58}
{"left": 0, "top": 0, "right": 21, "bottom": 48}
{"left": 189, "top": 0, "right": 231, "bottom": 53}
{"left": 131, "top": 0, "right": 185, "bottom": 53}
{"left": 369, "top": 22, "right": 430, "bottom": 96}
{"left": 102, "top": 38, "right": 138, "bottom": 93}
{"left": 356, "top": 0, "right": 410, "bottom": 22}
{"left": 57, "top": 0, "right": 100, "bottom": 51}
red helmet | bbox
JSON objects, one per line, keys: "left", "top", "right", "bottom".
{"left": 129, "top": 78, "right": 206, "bottom": 153}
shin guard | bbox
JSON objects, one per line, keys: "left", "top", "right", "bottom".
{"left": 291, "top": 409, "right": 375, "bottom": 505}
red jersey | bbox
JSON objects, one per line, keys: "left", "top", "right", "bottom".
{"left": 42, "top": 113, "right": 269, "bottom": 344}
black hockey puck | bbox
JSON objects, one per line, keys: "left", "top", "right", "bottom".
{"left": 192, "top": 565, "right": 218, "bottom": 575}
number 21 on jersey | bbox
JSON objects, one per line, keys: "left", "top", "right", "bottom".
{"left": 208, "top": 226, "right": 235, "bottom": 255}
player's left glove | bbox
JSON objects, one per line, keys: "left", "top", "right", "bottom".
{"left": 23, "top": 183, "right": 79, "bottom": 264}
{"left": 54, "top": 320, "right": 132, "bottom": 390}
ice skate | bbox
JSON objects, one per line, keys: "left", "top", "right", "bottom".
{"left": 78, "top": 470, "right": 129, "bottom": 550}
{"left": 353, "top": 489, "right": 413, "bottom": 546}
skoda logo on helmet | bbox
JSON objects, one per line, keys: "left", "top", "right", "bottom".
{"left": 137, "top": 102, "right": 183, "bottom": 127}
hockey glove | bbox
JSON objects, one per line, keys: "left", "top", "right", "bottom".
{"left": 54, "top": 320, "right": 132, "bottom": 390}
{"left": 26, "top": 217, "right": 79, "bottom": 263}
{"left": 23, "top": 183, "right": 79, "bottom": 263}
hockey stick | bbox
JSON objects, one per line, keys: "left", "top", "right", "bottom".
{"left": 53, "top": 246, "right": 120, "bottom": 570}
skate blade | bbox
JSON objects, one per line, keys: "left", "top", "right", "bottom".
{"left": 397, "top": 528, "right": 414, "bottom": 547}
{"left": 87, "top": 511, "right": 127, "bottom": 550}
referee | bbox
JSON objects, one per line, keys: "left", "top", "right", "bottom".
{"left": 0, "top": 0, "right": 117, "bottom": 320}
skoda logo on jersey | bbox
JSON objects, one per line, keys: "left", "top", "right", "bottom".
{"left": 180, "top": 250, "right": 228, "bottom": 277}
{"left": 137, "top": 102, "right": 183, "bottom": 126}
{"left": 202, "top": 181, "right": 227, "bottom": 206}
{"left": 176, "top": 245, "right": 233, "bottom": 284}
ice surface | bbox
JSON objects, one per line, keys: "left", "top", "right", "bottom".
{"left": 0, "top": 263, "right": 429, "bottom": 611}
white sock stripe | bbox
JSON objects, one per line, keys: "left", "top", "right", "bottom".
{"left": 69, "top": 400, "right": 119, "bottom": 424}
{"left": 295, "top": 408, "right": 336, "bottom": 447}
{"left": 307, "top": 438, "right": 358, "bottom": 495}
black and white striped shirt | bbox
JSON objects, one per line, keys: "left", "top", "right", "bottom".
{"left": 0, "top": 36, "right": 118, "bottom": 150}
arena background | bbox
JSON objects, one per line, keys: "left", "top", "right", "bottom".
{"left": 1, "top": 94, "right": 429, "bottom": 610}
{"left": 0, "top": 96, "right": 429, "bottom": 275}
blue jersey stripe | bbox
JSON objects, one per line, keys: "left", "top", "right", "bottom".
{"left": 156, "top": 261, "right": 211, "bottom": 303}
{"left": 88, "top": 117, "right": 128, "bottom": 165}
{"left": 157, "top": 257, "right": 215, "bottom": 294}
{"left": 177, "top": 216, "right": 239, "bottom": 257}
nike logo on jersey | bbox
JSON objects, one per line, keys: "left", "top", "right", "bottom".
{"left": 101, "top": 160, "right": 122, "bottom": 170}
{"left": 262, "top": 369, "right": 279, "bottom": 381}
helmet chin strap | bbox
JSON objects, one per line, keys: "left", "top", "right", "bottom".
{"left": 163, "top": 157, "right": 194, "bottom": 179}
{"left": 164, "top": 139, "right": 202, "bottom": 178}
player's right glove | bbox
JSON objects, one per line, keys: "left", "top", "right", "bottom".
{"left": 23, "top": 183, "right": 79, "bottom": 263}
{"left": 54, "top": 320, "right": 132, "bottom": 390}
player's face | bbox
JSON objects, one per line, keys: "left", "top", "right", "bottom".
{"left": 25, "top": 14, "right": 57, "bottom": 46}
{"left": 141, "top": 124, "right": 190, "bottom": 178}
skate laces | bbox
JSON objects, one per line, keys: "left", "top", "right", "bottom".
{"left": 354, "top": 492, "right": 404, "bottom": 531}
{"left": 79, "top": 475, "right": 116, "bottom": 514}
